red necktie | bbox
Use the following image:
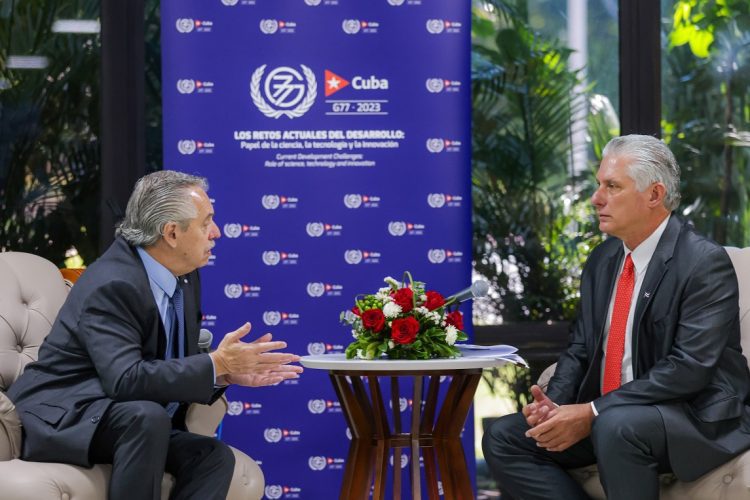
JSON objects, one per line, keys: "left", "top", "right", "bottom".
{"left": 602, "top": 254, "right": 635, "bottom": 394}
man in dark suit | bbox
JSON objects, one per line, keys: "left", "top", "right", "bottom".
{"left": 482, "top": 135, "right": 750, "bottom": 499}
{"left": 8, "top": 171, "right": 303, "bottom": 500}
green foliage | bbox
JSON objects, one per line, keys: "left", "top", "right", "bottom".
{"left": 663, "top": 0, "right": 750, "bottom": 245}
{"left": 0, "top": 0, "right": 101, "bottom": 266}
{"left": 481, "top": 363, "right": 531, "bottom": 412}
{"left": 471, "top": 0, "right": 602, "bottom": 323}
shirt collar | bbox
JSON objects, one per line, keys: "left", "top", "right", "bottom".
{"left": 623, "top": 214, "right": 671, "bottom": 274}
{"left": 136, "top": 247, "right": 178, "bottom": 298}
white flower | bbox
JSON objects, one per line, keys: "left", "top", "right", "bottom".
{"left": 344, "top": 309, "right": 363, "bottom": 324}
{"left": 420, "top": 294, "right": 427, "bottom": 302}
{"left": 356, "top": 349, "right": 375, "bottom": 360}
{"left": 416, "top": 306, "right": 429, "bottom": 315}
{"left": 378, "top": 287, "right": 392, "bottom": 294}
{"left": 383, "top": 302, "right": 402, "bottom": 318}
{"left": 352, "top": 329, "right": 360, "bottom": 339}
{"left": 384, "top": 276, "right": 400, "bottom": 287}
{"left": 423, "top": 311, "right": 440, "bottom": 324}
{"left": 445, "top": 325, "right": 458, "bottom": 345}
{"left": 376, "top": 291, "right": 391, "bottom": 301}
{"left": 388, "top": 340, "right": 395, "bottom": 349}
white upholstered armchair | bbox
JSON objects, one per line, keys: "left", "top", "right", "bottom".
{"left": 0, "top": 251, "right": 264, "bottom": 499}
{"left": 537, "top": 246, "right": 750, "bottom": 498}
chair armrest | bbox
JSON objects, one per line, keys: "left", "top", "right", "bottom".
{"left": 184, "top": 395, "right": 228, "bottom": 437}
{"left": 537, "top": 363, "right": 558, "bottom": 393}
{"left": 228, "top": 446, "right": 265, "bottom": 500}
{"left": 0, "top": 391, "right": 22, "bottom": 460}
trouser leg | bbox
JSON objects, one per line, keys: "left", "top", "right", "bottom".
{"left": 165, "top": 430, "right": 235, "bottom": 500}
{"left": 89, "top": 401, "right": 172, "bottom": 500}
{"left": 482, "top": 412, "right": 596, "bottom": 500}
{"left": 591, "top": 405, "right": 671, "bottom": 500}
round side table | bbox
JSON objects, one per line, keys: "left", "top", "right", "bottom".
{"left": 300, "top": 354, "right": 510, "bottom": 500}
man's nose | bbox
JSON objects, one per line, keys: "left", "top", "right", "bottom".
{"left": 591, "top": 188, "right": 604, "bottom": 207}
{"left": 210, "top": 222, "right": 221, "bottom": 239}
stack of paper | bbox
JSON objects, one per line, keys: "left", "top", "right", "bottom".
{"left": 457, "top": 344, "right": 528, "bottom": 367}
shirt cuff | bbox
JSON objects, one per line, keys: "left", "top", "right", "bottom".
{"left": 590, "top": 401, "right": 599, "bottom": 417}
{"left": 208, "top": 353, "right": 228, "bottom": 388}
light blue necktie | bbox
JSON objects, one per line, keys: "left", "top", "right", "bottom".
{"left": 166, "top": 283, "right": 185, "bottom": 416}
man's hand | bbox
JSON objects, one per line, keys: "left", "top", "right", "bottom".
{"left": 209, "top": 323, "right": 301, "bottom": 378}
{"left": 524, "top": 403, "right": 594, "bottom": 452}
{"left": 219, "top": 363, "right": 303, "bottom": 387}
{"left": 522, "top": 384, "right": 557, "bottom": 427}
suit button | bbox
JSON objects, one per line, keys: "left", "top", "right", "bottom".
{"left": 91, "top": 416, "right": 100, "bottom": 423}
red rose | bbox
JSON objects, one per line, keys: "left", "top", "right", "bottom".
{"left": 351, "top": 306, "right": 361, "bottom": 316}
{"left": 391, "top": 316, "right": 420, "bottom": 345}
{"left": 446, "top": 311, "right": 464, "bottom": 330}
{"left": 391, "top": 288, "right": 414, "bottom": 313}
{"left": 424, "top": 290, "right": 445, "bottom": 311}
{"left": 361, "top": 309, "right": 386, "bottom": 333}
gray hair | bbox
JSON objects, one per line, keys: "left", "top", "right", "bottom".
{"left": 115, "top": 170, "right": 208, "bottom": 247}
{"left": 602, "top": 134, "right": 681, "bottom": 211}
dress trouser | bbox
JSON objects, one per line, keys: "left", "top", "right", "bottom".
{"left": 89, "top": 400, "right": 235, "bottom": 500}
{"left": 482, "top": 405, "right": 672, "bottom": 500}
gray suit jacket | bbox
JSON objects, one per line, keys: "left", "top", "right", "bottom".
{"left": 9, "top": 237, "right": 219, "bottom": 467}
{"left": 547, "top": 215, "right": 750, "bottom": 480}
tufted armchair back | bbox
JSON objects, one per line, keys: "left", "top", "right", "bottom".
{"left": 0, "top": 253, "right": 69, "bottom": 392}
{"left": 726, "top": 247, "right": 750, "bottom": 373}
{"left": 0, "top": 251, "right": 264, "bottom": 499}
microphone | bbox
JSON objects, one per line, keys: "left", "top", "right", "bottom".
{"left": 198, "top": 329, "right": 213, "bottom": 353}
{"left": 446, "top": 280, "right": 490, "bottom": 304}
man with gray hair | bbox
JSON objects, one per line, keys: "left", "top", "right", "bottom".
{"left": 483, "top": 135, "right": 750, "bottom": 499}
{"left": 9, "top": 170, "right": 303, "bottom": 500}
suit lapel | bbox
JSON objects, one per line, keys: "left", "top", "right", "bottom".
{"left": 578, "top": 243, "right": 623, "bottom": 401}
{"left": 181, "top": 273, "right": 199, "bottom": 356}
{"left": 631, "top": 215, "right": 681, "bottom": 372}
{"left": 595, "top": 247, "right": 623, "bottom": 345}
{"left": 119, "top": 239, "right": 166, "bottom": 358}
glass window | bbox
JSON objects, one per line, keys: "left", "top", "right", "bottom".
{"left": 662, "top": 0, "right": 750, "bottom": 246}
{"left": 471, "top": 1, "right": 618, "bottom": 496}
{"left": 0, "top": 0, "right": 101, "bottom": 267}
{"left": 472, "top": 0, "right": 619, "bottom": 329}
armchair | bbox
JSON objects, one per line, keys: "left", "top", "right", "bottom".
{"left": 537, "top": 246, "right": 750, "bottom": 498}
{"left": 0, "top": 252, "right": 264, "bottom": 499}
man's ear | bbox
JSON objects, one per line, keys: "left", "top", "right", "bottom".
{"left": 162, "top": 221, "right": 179, "bottom": 249}
{"left": 648, "top": 183, "right": 667, "bottom": 207}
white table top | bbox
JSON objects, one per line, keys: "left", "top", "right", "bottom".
{"left": 300, "top": 353, "right": 512, "bottom": 371}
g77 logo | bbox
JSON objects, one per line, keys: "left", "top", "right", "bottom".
{"left": 251, "top": 64, "right": 317, "bottom": 119}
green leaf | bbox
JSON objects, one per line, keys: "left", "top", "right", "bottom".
{"left": 670, "top": 25, "right": 694, "bottom": 47}
{"left": 688, "top": 29, "right": 714, "bottom": 58}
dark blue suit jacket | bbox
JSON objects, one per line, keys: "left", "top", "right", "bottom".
{"left": 9, "top": 238, "right": 219, "bottom": 467}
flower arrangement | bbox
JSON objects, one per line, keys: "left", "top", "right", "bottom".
{"left": 341, "top": 273, "right": 467, "bottom": 360}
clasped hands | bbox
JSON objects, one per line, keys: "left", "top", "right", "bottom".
{"left": 210, "top": 322, "right": 303, "bottom": 387}
{"left": 522, "top": 385, "right": 594, "bottom": 452}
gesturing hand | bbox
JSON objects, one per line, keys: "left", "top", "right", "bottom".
{"left": 522, "top": 384, "right": 557, "bottom": 427}
{"left": 224, "top": 364, "right": 304, "bottom": 387}
{"left": 209, "top": 323, "right": 301, "bottom": 377}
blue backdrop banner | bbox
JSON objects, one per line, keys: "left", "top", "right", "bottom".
{"left": 161, "top": 1, "right": 471, "bottom": 498}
